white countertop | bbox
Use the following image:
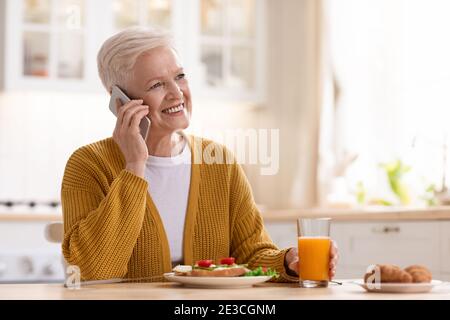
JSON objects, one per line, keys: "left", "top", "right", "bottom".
{"left": 2, "top": 206, "right": 450, "bottom": 222}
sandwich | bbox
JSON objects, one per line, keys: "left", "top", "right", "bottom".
{"left": 172, "top": 257, "right": 279, "bottom": 278}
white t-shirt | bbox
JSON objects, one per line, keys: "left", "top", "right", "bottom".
{"left": 144, "top": 141, "right": 191, "bottom": 265}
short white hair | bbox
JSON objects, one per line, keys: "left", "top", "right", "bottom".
{"left": 97, "top": 27, "right": 173, "bottom": 93}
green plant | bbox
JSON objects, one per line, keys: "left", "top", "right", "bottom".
{"left": 420, "top": 183, "right": 438, "bottom": 206}
{"left": 369, "top": 198, "right": 393, "bottom": 206}
{"left": 355, "top": 181, "right": 366, "bottom": 204}
{"left": 379, "top": 160, "right": 411, "bottom": 205}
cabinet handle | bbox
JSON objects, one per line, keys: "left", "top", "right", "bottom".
{"left": 371, "top": 226, "right": 400, "bottom": 234}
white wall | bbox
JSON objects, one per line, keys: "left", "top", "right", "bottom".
{"left": 0, "top": 0, "right": 5, "bottom": 90}
{"left": 0, "top": 92, "right": 114, "bottom": 202}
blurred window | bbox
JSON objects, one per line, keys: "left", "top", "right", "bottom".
{"left": 321, "top": 0, "right": 450, "bottom": 205}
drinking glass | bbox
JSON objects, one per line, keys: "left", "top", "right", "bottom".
{"left": 297, "top": 218, "right": 331, "bottom": 288}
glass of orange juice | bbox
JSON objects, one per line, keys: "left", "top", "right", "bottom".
{"left": 297, "top": 218, "right": 331, "bottom": 288}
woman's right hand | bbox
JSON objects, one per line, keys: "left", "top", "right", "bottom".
{"left": 112, "top": 98, "right": 149, "bottom": 178}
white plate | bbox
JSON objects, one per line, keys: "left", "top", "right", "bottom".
{"left": 163, "top": 273, "right": 272, "bottom": 289}
{"left": 352, "top": 280, "right": 444, "bottom": 293}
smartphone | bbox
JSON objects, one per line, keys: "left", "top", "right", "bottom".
{"left": 109, "top": 85, "right": 151, "bottom": 140}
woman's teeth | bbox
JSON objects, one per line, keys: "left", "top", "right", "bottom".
{"left": 162, "top": 104, "right": 184, "bottom": 114}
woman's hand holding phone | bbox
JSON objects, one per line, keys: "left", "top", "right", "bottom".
{"left": 112, "top": 98, "right": 149, "bottom": 178}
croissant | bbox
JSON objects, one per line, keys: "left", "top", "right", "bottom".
{"left": 404, "top": 265, "right": 432, "bottom": 283}
{"left": 364, "top": 264, "right": 412, "bottom": 283}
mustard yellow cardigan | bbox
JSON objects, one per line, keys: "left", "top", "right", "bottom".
{"left": 61, "top": 135, "right": 297, "bottom": 282}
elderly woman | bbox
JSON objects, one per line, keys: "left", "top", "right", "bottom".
{"left": 61, "top": 27, "right": 338, "bottom": 282}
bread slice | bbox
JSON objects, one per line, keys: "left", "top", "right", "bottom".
{"left": 190, "top": 266, "right": 248, "bottom": 277}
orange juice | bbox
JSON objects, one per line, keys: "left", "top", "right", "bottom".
{"left": 298, "top": 237, "right": 331, "bottom": 281}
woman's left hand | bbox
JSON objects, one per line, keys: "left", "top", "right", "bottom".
{"left": 285, "top": 240, "right": 339, "bottom": 279}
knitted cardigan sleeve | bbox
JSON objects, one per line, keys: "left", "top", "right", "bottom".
{"left": 228, "top": 160, "right": 298, "bottom": 283}
{"left": 61, "top": 146, "right": 148, "bottom": 281}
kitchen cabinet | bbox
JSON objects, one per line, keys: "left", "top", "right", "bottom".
{"left": 196, "top": 0, "right": 266, "bottom": 102}
{"left": 4, "top": 0, "right": 96, "bottom": 92}
{"left": 0, "top": 220, "right": 64, "bottom": 283}
{"left": 3, "top": 0, "right": 176, "bottom": 92}
{"left": 1, "top": 0, "right": 266, "bottom": 103}
{"left": 264, "top": 220, "right": 450, "bottom": 281}
{"left": 265, "top": 221, "right": 297, "bottom": 249}
{"left": 440, "top": 222, "right": 450, "bottom": 277}
{"left": 330, "top": 221, "right": 441, "bottom": 279}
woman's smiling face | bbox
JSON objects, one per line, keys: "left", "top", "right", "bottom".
{"left": 126, "top": 46, "right": 192, "bottom": 136}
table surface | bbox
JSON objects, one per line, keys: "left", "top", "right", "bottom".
{"left": 1, "top": 280, "right": 450, "bottom": 300}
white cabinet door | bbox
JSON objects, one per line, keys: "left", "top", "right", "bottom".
{"left": 196, "top": 0, "right": 267, "bottom": 103}
{"left": 332, "top": 221, "right": 441, "bottom": 279}
{"left": 264, "top": 221, "right": 297, "bottom": 249}
{"left": 4, "top": 0, "right": 99, "bottom": 92}
{"left": 440, "top": 222, "right": 450, "bottom": 280}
